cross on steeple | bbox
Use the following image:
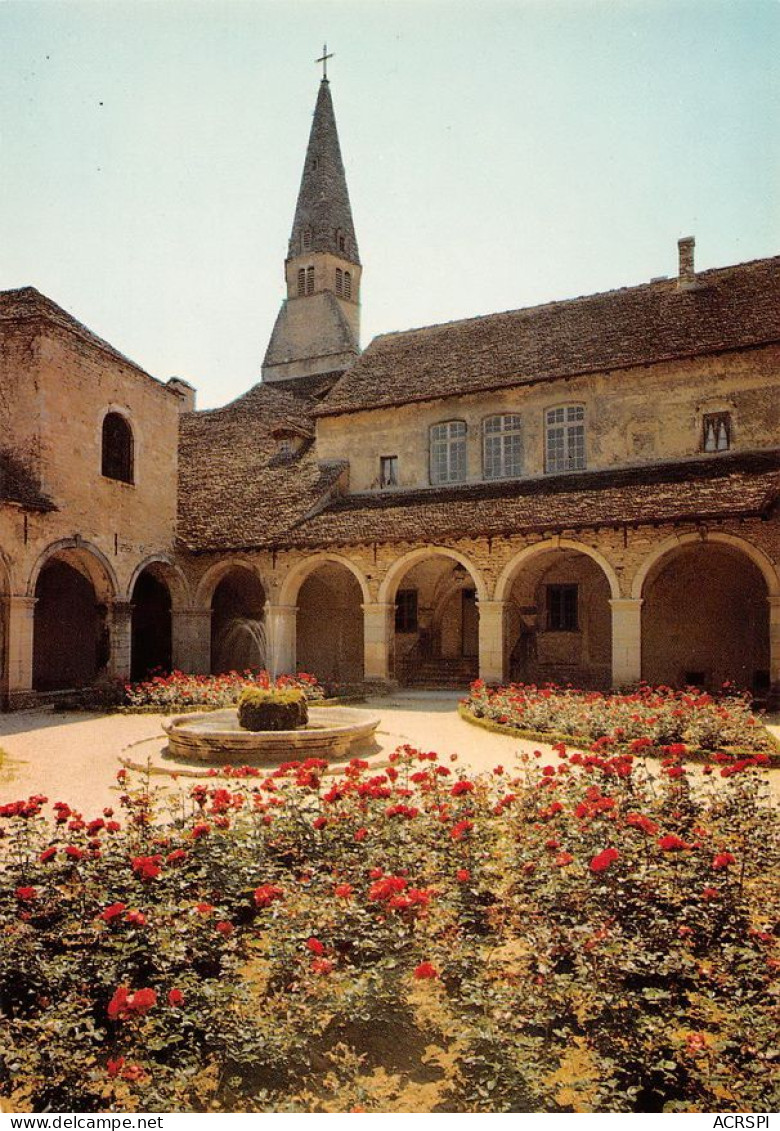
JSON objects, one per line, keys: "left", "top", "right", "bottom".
{"left": 316, "top": 44, "right": 334, "bottom": 80}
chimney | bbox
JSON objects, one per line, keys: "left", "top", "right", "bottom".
{"left": 677, "top": 236, "right": 696, "bottom": 289}
{"left": 166, "top": 377, "right": 197, "bottom": 413}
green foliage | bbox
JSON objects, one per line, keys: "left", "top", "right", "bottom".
{"left": 0, "top": 737, "right": 778, "bottom": 1112}
{"left": 237, "top": 688, "right": 308, "bottom": 732}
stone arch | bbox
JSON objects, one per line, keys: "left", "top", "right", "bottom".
{"left": 631, "top": 532, "right": 780, "bottom": 601}
{"left": 495, "top": 538, "right": 621, "bottom": 603}
{"left": 30, "top": 542, "right": 118, "bottom": 692}
{"left": 207, "top": 563, "right": 268, "bottom": 675}
{"left": 295, "top": 559, "right": 366, "bottom": 687}
{"left": 378, "top": 546, "right": 488, "bottom": 605}
{"left": 279, "top": 553, "right": 371, "bottom": 608}
{"left": 194, "top": 557, "right": 270, "bottom": 611}
{"left": 378, "top": 547, "right": 486, "bottom": 687}
{"left": 636, "top": 534, "right": 774, "bottom": 694}
{"left": 27, "top": 539, "right": 118, "bottom": 602}
{"left": 126, "top": 555, "right": 191, "bottom": 610}
{"left": 498, "top": 539, "right": 616, "bottom": 689}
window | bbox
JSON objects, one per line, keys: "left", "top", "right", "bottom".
{"left": 336, "top": 229, "right": 346, "bottom": 253}
{"left": 547, "top": 584, "right": 578, "bottom": 631}
{"left": 297, "top": 268, "right": 306, "bottom": 296}
{"left": 335, "top": 268, "right": 343, "bottom": 295}
{"left": 703, "top": 412, "right": 731, "bottom": 452}
{"left": 302, "top": 228, "right": 312, "bottom": 252}
{"left": 545, "top": 405, "right": 585, "bottom": 473}
{"left": 102, "top": 412, "right": 134, "bottom": 484}
{"left": 430, "top": 421, "right": 467, "bottom": 484}
{"left": 344, "top": 271, "right": 352, "bottom": 300}
{"left": 380, "top": 455, "right": 398, "bottom": 488}
{"left": 306, "top": 266, "right": 314, "bottom": 295}
{"left": 395, "top": 589, "right": 418, "bottom": 633}
{"left": 483, "top": 414, "right": 523, "bottom": 479}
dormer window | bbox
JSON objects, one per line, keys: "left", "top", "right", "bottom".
{"left": 344, "top": 271, "right": 352, "bottom": 300}
{"left": 703, "top": 412, "right": 731, "bottom": 453}
{"left": 336, "top": 268, "right": 343, "bottom": 295}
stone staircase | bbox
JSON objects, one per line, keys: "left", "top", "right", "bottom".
{"left": 400, "top": 655, "right": 478, "bottom": 689}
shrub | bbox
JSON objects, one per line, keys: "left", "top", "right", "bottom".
{"left": 1, "top": 744, "right": 778, "bottom": 1112}
{"left": 123, "top": 670, "right": 323, "bottom": 712}
{"left": 464, "top": 681, "right": 778, "bottom": 760}
{"left": 237, "top": 688, "right": 308, "bottom": 732}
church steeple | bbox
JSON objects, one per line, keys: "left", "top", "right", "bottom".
{"left": 262, "top": 74, "right": 362, "bottom": 384}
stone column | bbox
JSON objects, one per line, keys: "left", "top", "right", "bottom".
{"left": 610, "top": 598, "right": 643, "bottom": 688}
{"left": 362, "top": 602, "right": 394, "bottom": 681}
{"left": 477, "top": 599, "right": 506, "bottom": 684}
{"left": 171, "top": 609, "right": 212, "bottom": 674}
{"left": 769, "top": 596, "right": 780, "bottom": 708}
{"left": 266, "top": 604, "right": 298, "bottom": 677}
{"left": 6, "top": 596, "right": 37, "bottom": 705}
{"left": 108, "top": 600, "right": 133, "bottom": 682}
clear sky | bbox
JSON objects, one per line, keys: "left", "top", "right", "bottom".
{"left": 1, "top": 0, "right": 778, "bottom": 409}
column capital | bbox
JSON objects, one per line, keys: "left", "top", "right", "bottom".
{"left": 361, "top": 601, "right": 395, "bottom": 612}
{"left": 608, "top": 597, "right": 644, "bottom": 609}
{"left": 7, "top": 595, "right": 37, "bottom": 612}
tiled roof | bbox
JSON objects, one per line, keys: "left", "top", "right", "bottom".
{"left": 278, "top": 450, "right": 780, "bottom": 548}
{"left": 0, "top": 287, "right": 154, "bottom": 380}
{"left": 317, "top": 255, "right": 780, "bottom": 417}
{"left": 0, "top": 449, "right": 55, "bottom": 512}
{"left": 177, "top": 374, "right": 348, "bottom": 552}
{"left": 287, "top": 80, "right": 360, "bottom": 265}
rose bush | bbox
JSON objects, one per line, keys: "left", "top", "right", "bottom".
{"left": 1, "top": 741, "right": 778, "bottom": 1112}
{"left": 464, "top": 681, "right": 778, "bottom": 761}
{"left": 122, "top": 670, "right": 324, "bottom": 712}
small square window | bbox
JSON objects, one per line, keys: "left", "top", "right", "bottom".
{"left": 702, "top": 412, "right": 731, "bottom": 453}
{"left": 380, "top": 455, "right": 398, "bottom": 488}
{"left": 395, "top": 589, "right": 418, "bottom": 633}
{"left": 547, "top": 584, "right": 578, "bottom": 631}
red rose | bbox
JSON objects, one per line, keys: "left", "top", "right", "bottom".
{"left": 39, "top": 847, "right": 57, "bottom": 862}
{"left": 15, "top": 886, "right": 36, "bottom": 901}
{"left": 414, "top": 962, "right": 439, "bottom": 980}
{"left": 334, "top": 883, "right": 353, "bottom": 899}
{"left": 589, "top": 848, "right": 619, "bottom": 873}
{"left": 107, "top": 985, "right": 130, "bottom": 1020}
{"left": 129, "top": 988, "right": 157, "bottom": 1015}
{"left": 354, "top": 827, "right": 368, "bottom": 842}
{"left": 167, "top": 988, "right": 184, "bottom": 1007}
{"left": 311, "top": 958, "right": 333, "bottom": 975}
{"left": 306, "top": 937, "right": 326, "bottom": 955}
{"left": 701, "top": 886, "right": 719, "bottom": 900}
{"left": 456, "top": 868, "right": 470, "bottom": 883}
{"left": 450, "top": 780, "right": 475, "bottom": 796}
{"left": 131, "top": 855, "right": 162, "bottom": 880}
{"left": 312, "top": 816, "right": 327, "bottom": 830}
{"left": 555, "top": 852, "right": 574, "bottom": 867}
{"left": 216, "top": 920, "right": 234, "bottom": 936}
{"left": 65, "top": 845, "right": 84, "bottom": 860}
{"left": 191, "top": 822, "right": 211, "bottom": 839}
{"left": 253, "top": 883, "right": 284, "bottom": 908}
{"left": 167, "top": 848, "right": 187, "bottom": 864}
{"left": 658, "top": 834, "right": 691, "bottom": 852}
{"left": 98, "top": 902, "right": 127, "bottom": 923}
{"left": 125, "top": 910, "right": 147, "bottom": 927}
{"left": 712, "top": 852, "right": 736, "bottom": 870}
{"left": 195, "top": 902, "right": 214, "bottom": 915}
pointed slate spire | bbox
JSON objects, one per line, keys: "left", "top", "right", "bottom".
{"left": 288, "top": 79, "right": 360, "bottom": 265}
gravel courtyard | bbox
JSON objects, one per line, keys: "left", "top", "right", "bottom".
{"left": 1, "top": 691, "right": 779, "bottom": 816}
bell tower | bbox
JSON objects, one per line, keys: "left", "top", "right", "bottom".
{"left": 262, "top": 59, "right": 362, "bottom": 383}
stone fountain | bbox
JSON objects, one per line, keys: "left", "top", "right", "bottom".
{"left": 163, "top": 704, "right": 381, "bottom": 765}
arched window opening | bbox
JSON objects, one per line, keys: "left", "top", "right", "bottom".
{"left": 483, "top": 414, "right": 523, "bottom": 479}
{"left": 306, "top": 266, "right": 315, "bottom": 295}
{"left": 703, "top": 412, "right": 731, "bottom": 453}
{"left": 335, "top": 268, "right": 343, "bottom": 295}
{"left": 102, "top": 412, "right": 134, "bottom": 484}
{"left": 297, "top": 268, "right": 306, "bottom": 296}
{"left": 430, "top": 421, "right": 467, "bottom": 484}
{"left": 302, "top": 228, "right": 312, "bottom": 253}
{"left": 344, "top": 271, "right": 352, "bottom": 300}
{"left": 545, "top": 405, "right": 585, "bottom": 474}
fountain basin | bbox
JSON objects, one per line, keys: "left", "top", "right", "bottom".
{"left": 163, "top": 705, "right": 381, "bottom": 764}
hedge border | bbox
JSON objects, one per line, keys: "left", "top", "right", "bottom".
{"left": 458, "top": 703, "right": 780, "bottom": 765}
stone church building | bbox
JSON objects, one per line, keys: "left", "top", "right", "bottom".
{"left": 1, "top": 77, "right": 779, "bottom": 709}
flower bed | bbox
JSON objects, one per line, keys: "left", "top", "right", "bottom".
{"left": 464, "top": 681, "right": 779, "bottom": 762}
{"left": 122, "top": 670, "right": 324, "bottom": 713}
{"left": 1, "top": 743, "right": 778, "bottom": 1112}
